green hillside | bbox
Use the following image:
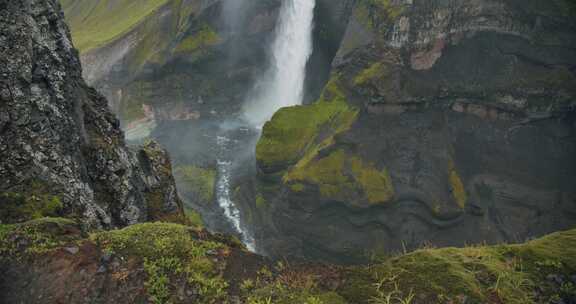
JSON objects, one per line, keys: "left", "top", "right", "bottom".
{"left": 60, "top": 0, "right": 171, "bottom": 52}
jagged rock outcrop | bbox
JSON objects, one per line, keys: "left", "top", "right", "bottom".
{"left": 255, "top": 0, "right": 576, "bottom": 262}
{"left": 0, "top": 0, "right": 184, "bottom": 228}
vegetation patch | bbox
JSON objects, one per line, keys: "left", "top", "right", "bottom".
{"left": 174, "top": 23, "right": 221, "bottom": 54}
{"left": 350, "top": 157, "right": 394, "bottom": 204}
{"left": 285, "top": 151, "right": 395, "bottom": 204}
{"left": 60, "top": 0, "right": 172, "bottom": 52}
{"left": 354, "top": 62, "right": 385, "bottom": 86}
{"left": 354, "top": 0, "right": 404, "bottom": 32}
{"left": 0, "top": 218, "right": 80, "bottom": 259}
{"left": 242, "top": 264, "right": 348, "bottom": 304}
{"left": 256, "top": 76, "right": 357, "bottom": 172}
{"left": 255, "top": 194, "right": 267, "bottom": 209}
{"left": 184, "top": 208, "right": 204, "bottom": 228}
{"left": 448, "top": 159, "right": 467, "bottom": 209}
{"left": 0, "top": 180, "right": 63, "bottom": 224}
{"left": 91, "top": 222, "right": 228, "bottom": 304}
{"left": 174, "top": 165, "right": 216, "bottom": 205}
{"left": 286, "top": 149, "right": 353, "bottom": 199}
{"left": 1, "top": 218, "right": 575, "bottom": 304}
{"left": 342, "top": 228, "right": 576, "bottom": 304}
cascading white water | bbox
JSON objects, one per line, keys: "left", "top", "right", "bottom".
{"left": 243, "top": 0, "right": 316, "bottom": 126}
{"left": 215, "top": 0, "right": 316, "bottom": 252}
{"left": 215, "top": 136, "right": 256, "bottom": 252}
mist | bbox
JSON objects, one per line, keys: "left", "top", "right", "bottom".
{"left": 242, "top": 0, "right": 317, "bottom": 127}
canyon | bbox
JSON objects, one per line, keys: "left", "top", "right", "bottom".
{"left": 0, "top": 0, "right": 576, "bottom": 303}
{"left": 60, "top": 0, "right": 576, "bottom": 262}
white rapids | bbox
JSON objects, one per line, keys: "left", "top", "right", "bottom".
{"left": 215, "top": 136, "right": 256, "bottom": 252}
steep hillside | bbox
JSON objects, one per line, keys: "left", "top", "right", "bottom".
{"left": 59, "top": 0, "right": 280, "bottom": 131}
{"left": 60, "top": 0, "right": 172, "bottom": 53}
{"left": 0, "top": 0, "right": 184, "bottom": 228}
{"left": 255, "top": 0, "right": 576, "bottom": 262}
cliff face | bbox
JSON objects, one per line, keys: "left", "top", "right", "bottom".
{"left": 59, "top": 0, "right": 355, "bottom": 134}
{"left": 256, "top": 0, "right": 576, "bottom": 262}
{"left": 0, "top": 0, "right": 184, "bottom": 228}
{"left": 59, "top": 0, "right": 282, "bottom": 132}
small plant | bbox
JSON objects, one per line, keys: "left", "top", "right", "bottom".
{"left": 247, "top": 296, "right": 273, "bottom": 304}
{"left": 371, "top": 280, "right": 415, "bottom": 304}
{"left": 305, "top": 296, "right": 324, "bottom": 304}
{"left": 240, "top": 279, "right": 255, "bottom": 293}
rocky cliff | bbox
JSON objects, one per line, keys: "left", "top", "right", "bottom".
{"left": 255, "top": 0, "right": 576, "bottom": 262}
{"left": 0, "top": 0, "right": 184, "bottom": 228}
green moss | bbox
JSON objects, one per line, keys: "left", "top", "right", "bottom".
{"left": 174, "top": 23, "right": 221, "bottom": 54}
{"left": 91, "top": 222, "right": 228, "bottom": 303}
{"left": 284, "top": 149, "right": 395, "bottom": 203}
{"left": 256, "top": 76, "right": 357, "bottom": 171}
{"left": 290, "top": 183, "right": 306, "bottom": 192}
{"left": 286, "top": 149, "right": 354, "bottom": 199}
{"left": 0, "top": 218, "right": 79, "bottom": 258}
{"left": 0, "top": 181, "right": 63, "bottom": 224}
{"left": 354, "top": 62, "right": 384, "bottom": 86}
{"left": 255, "top": 194, "right": 267, "bottom": 209}
{"left": 350, "top": 157, "right": 394, "bottom": 204}
{"left": 448, "top": 159, "right": 467, "bottom": 209}
{"left": 354, "top": 0, "right": 404, "bottom": 32}
{"left": 244, "top": 273, "right": 348, "bottom": 304}
{"left": 2, "top": 218, "right": 576, "bottom": 304}
{"left": 185, "top": 208, "right": 204, "bottom": 228}
{"left": 174, "top": 165, "right": 216, "bottom": 204}
{"left": 61, "top": 0, "right": 172, "bottom": 52}
{"left": 342, "top": 228, "right": 576, "bottom": 304}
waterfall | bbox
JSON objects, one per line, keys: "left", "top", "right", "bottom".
{"left": 243, "top": 0, "right": 316, "bottom": 126}
{"left": 215, "top": 135, "right": 256, "bottom": 252}
{"left": 214, "top": 0, "right": 316, "bottom": 252}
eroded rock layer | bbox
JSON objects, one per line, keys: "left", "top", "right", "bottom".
{"left": 255, "top": 0, "right": 576, "bottom": 262}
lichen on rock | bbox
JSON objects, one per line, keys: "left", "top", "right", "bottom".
{"left": 0, "top": 0, "right": 184, "bottom": 229}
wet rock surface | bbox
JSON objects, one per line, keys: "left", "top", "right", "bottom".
{"left": 0, "top": 0, "right": 184, "bottom": 228}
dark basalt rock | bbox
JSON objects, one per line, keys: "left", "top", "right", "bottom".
{"left": 255, "top": 0, "right": 576, "bottom": 263}
{"left": 0, "top": 0, "right": 184, "bottom": 228}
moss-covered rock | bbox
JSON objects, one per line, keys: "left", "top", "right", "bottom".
{"left": 0, "top": 180, "right": 63, "bottom": 224}
{"left": 256, "top": 76, "right": 358, "bottom": 173}
{"left": 92, "top": 222, "right": 228, "bottom": 303}
{"left": 174, "top": 23, "right": 221, "bottom": 55}
{"left": 184, "top": 208, "right": 204, "bottom": 228}
{"left": 1, "top": 219, "right": 575, "bottom": 304}
{"left": 343, "top": 228, "right": 576, "bottom": 304}
{"left": 0, "top": 217, "right": 82, "bottom": 259}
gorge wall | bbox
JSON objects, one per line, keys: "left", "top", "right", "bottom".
{"left": 55, "top": 0, "right": 576, "bottom": 263}
{"left": 254, "top": 0, "right": 576, "bottom": 262}
{"left": 0, "top": 0, "right": 184, "bottom": 229}
{"left": 56, "top": 0, "right": 355, "bottom": 245}
{"left": 3, "top": 1, "right": 576, "bottom": 303}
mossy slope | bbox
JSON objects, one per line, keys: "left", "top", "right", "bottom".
{"left": 1, "top": 219, "right": 575, "bottom": 303}
{"left": 256, "top": 75, "right": 397, "bottom": 206}
{"left": 60, "top": 0, "right": 172, "bottom": 52}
